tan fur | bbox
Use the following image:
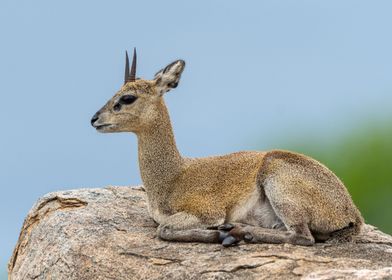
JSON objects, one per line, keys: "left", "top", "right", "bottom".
{"left": 258, "top": 151, "right": 363, "bottom": 237}
{"left": 92, "top": 58, "right": 363, "bottom": 246}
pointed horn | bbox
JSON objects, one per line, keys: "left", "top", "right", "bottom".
{"left": 124, "top": 50, "right": 130, "bottom": 85}
{"left": 129, "top": 48, "right": 137, "bottom": 82}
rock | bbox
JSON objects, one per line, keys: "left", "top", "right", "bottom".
{"left": 8, "top": 186, "right": 392, "bottom": 280}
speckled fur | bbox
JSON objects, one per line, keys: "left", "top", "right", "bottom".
{"left": 92, "top": 58, "right": 363, "bottom": 245}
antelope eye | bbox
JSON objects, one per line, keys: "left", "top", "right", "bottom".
{"left": 119, "top": 94, "right": 137, "bottom": 105}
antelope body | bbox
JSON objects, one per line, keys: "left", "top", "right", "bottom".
{"left": 91, "top": 50, "right": 363, "bottom": 246}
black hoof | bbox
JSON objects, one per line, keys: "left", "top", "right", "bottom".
{"left": 243, "top": 233, "right": 253, "bottom": 242}
{"left": 222, "top": 235, "right": 240, "bottom": 247}
{"left": 218, "top": 230, "right": 231, "bottom": 242}
{"left": 218, "top": 223, "right": 235, "bottom": 231}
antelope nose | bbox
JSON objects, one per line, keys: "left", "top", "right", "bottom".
{"left": 91, "top": 113, "right": 99, "bottom": 126}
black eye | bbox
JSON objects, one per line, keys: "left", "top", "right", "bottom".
{"left": 119, "top": 95, "right": 137, "bottom": 105}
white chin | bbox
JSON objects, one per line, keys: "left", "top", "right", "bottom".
{"left": 96, "top": 124, "right": 116, "bottom": 133}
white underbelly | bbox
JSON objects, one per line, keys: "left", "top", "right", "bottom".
{"left": 227, "top": 185, "right": 282, "bottom": 228}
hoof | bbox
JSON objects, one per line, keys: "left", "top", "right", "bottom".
{"left": 218, "top": 223, "right": 235, "bottom": 231}
{"left": 243, "top": 233, "right": 253, "bottom": 242}
{"left": 222, "top": 235, "right": 240, "bottom": 247}
{"left": 218, "top": 230, "right": 231, "bottom": 242}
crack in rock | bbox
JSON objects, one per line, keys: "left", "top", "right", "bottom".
{"left": 201, "top": 261, "right": 276, "bottom": 275}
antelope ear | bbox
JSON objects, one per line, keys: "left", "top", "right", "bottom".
{"left": 154, "top": 60, "right": 185, "bottom": 95}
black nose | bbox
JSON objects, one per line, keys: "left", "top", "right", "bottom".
{"left": 91, "top": 112, "right": 99, "bottom": 126}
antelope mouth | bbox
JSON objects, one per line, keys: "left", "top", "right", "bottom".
{"left": 95, "top": 124, "right": 115, "bottom": 131}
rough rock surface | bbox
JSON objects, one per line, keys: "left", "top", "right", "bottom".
{"left": 8, "top": 186, "right": 392, "bottom": 280}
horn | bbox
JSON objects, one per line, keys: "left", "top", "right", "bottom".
{"left": 124, "top": 50, "right": 130, "bottom": 85}
{"left": 129, "top": 48, "right": 137, "bottom": 82}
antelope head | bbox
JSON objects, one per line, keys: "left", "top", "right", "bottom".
{"left": 91, "top": 49, "right": 185, "bottom": 133}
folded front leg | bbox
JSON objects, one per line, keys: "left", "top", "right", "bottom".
{"left": 157, "top": 212, "right": 223, "bottom": 243}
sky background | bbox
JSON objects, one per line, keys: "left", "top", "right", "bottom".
{"left": 1, "top": 0, "right": 392, "bottom": 277}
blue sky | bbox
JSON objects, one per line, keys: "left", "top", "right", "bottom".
{"left": 1, "top": 0, "right": 392, "bottom": 275}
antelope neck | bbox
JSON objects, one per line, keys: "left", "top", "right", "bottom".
{"left": 137, "top": 101, "right": 183, "bottom": 188}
